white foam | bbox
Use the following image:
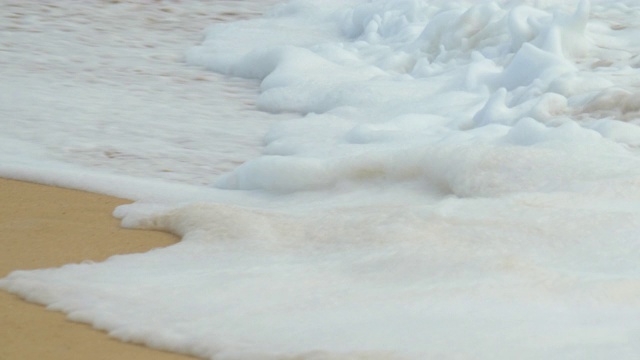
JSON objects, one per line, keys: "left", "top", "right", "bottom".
{"left": 4, "top": 0, "right": 640, "bottom": 359}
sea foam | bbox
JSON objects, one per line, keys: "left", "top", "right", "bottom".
{"left": 3, "top": 1, "right": 640, "bottom": 359}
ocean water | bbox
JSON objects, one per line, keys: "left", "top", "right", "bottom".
{"left": 2, "top": 0, "right": 640, "bottom": 359}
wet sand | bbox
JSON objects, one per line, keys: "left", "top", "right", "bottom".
{"left": 0, "top": 178, "right": 197, "bottom": 360}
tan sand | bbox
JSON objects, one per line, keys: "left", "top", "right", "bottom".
{"left": 0, "top": 178, "right": 197, "bottom": 360}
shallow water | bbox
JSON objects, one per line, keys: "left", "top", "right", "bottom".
{"left": 3, "top": 1, "right": 640, "bottom": 359}
{"left": 1, "top": 0, "right": 290, "bottom": 184}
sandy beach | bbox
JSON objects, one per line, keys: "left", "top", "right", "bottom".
{"left": 0, "top": 178, "right": 196, "bottom": 360}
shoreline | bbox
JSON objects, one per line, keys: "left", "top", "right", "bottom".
{"left": 0, "top": 178, "right": 196, "bottom": 360}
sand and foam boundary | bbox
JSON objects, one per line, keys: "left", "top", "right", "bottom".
{"left": 0, "top": 178, "right": 195, "bottom": 360}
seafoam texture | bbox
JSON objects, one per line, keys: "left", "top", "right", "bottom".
{"left": 3, "top": 1, "right": 640, "bottom": 359}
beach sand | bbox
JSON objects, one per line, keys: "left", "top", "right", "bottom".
{"left": 0, "top": 178, "right": 196, "bottom": 360}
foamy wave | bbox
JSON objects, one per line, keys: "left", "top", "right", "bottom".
{"left": 4, "top": 1, "right": 640, "bottom": 359}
